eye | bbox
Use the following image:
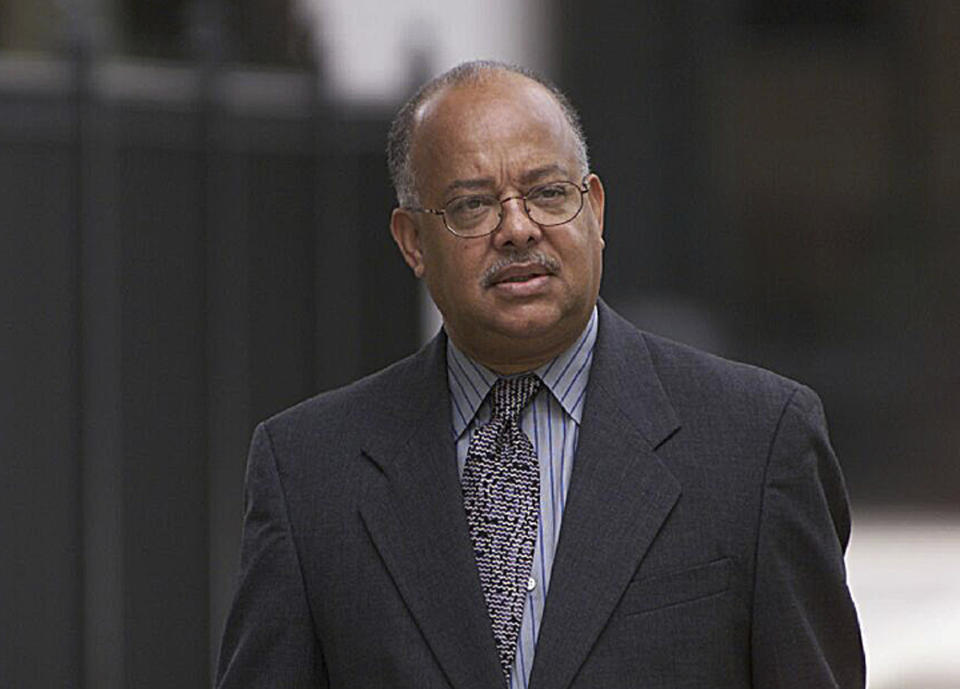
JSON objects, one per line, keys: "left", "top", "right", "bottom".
{"left": 527, "top": 183, "right": 570, "bottom": 204}
{"left": 446, "top": 195, "right": 496, "bottom": 217}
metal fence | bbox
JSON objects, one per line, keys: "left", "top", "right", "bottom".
{"left": 0, "top": 52, "right": 418, "bottom": 688}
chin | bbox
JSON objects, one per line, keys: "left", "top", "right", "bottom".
{"left": 489, "top": 303, "right": 573, "bottom": 340}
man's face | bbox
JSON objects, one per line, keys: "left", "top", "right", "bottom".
{"left": 390, "top": 73, "right": 605, "bottom": 371}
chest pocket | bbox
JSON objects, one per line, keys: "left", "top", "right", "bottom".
{"left": 616, "top": 557, "right": 732, "bottom": 616}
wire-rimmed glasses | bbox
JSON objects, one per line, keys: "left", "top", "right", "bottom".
{"left": 408, "top": 176, "right": 591, "bottom": 238}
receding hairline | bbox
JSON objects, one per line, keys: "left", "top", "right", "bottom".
{"left": 387, "top": 60, "right": 589, "bottom": 208}
{"left": 413, "top": 67, "right": 558, "bottom": 128}
{"left": 410, "top": 71, "right": 577, "bottom": 172}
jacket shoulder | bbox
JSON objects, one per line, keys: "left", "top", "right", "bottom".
{"left": 638, "top": 328, "right": 818, "bottom": 418}
{"left": 258, "top": 335, "right": 443, "bottom": 454}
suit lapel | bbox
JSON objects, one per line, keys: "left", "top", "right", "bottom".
{"left": 357, "top": 334, "right": 505, "bottom": 689}
{"left": 529, "top": 303, "right": 682, "bottom": 689}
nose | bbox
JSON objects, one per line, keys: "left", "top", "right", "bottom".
{"left": 492, "top": 195, "right": 542, "bottom": 249}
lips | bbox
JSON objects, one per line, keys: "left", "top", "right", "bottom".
{"left": 487, "top": 262, "right": 551, "bottom": 286}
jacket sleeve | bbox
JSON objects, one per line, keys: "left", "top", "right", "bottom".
{"left": 751, "top": 386, "right": 866, "bottom": 688}
{"left": 215, "top": 422, "right": 328, "bottom": 689}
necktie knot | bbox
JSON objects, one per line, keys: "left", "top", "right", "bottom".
{"left": 491, "top": 374, "right": 542, "bottom": 423}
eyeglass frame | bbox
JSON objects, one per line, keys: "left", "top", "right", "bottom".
{"left": 405, "top": 174, "right": 593, "bottom": 239}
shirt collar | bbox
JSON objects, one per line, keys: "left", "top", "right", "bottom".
{"left": 446, "top": 306, "right": 598, "bottom": 439}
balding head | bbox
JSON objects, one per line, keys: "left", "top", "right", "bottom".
{"left": 387, "top": 60, "right": 589, "bottom": 208}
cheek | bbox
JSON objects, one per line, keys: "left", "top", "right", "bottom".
{"left": 568, "top": 236, "right": 604, "bottom": 293}
{"left": 563, "top": 227, "right": 602, "bottom": 272}
{"left": 419, "top": 233, "right": 453, "bottom": 276}
{"left": 422, "top": 242, "right": 481, "bottom": 298}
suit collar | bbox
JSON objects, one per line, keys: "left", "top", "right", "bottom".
{"left": 357, "top": 333, "right": 507, "bottom": 689}
{"left": 528, "top": 300, "right": 683, "bottom": 689}
{"left": 358, "top": 299, "right": 678, "bottom": 470}
{"left": 355, "top": 332, "right": 449, "bottom": 469}
{"left": 588, "top": 300, "right": 680, "bottom": 449}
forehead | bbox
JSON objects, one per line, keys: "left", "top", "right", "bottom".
{"left": 410, "top": 73, "right": 580, "bottom": 199}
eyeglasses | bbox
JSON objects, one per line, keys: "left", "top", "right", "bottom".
{"left": 408, "top": 176, "right": 591, "bottom": 238}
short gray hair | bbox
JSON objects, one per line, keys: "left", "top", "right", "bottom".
{"left": 386, "top": 60, "right": 589, "bottom": 208}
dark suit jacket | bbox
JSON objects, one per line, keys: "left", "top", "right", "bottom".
{"left": 216, "top": 301, "right": 865, "bottom": 688}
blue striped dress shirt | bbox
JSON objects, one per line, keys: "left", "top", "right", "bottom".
{"left": 446, "top": 306, "right": 598, "bottom": 689}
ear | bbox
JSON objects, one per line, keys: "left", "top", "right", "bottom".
{"left": 390, "top": 208, "right": 426, "bottom": 278}
{"left": 585, "top": 173, "right": 606, "bottom": 248}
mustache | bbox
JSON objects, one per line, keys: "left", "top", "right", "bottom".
{"left": 480, "top": 250, "right": 560, "bottom": 288}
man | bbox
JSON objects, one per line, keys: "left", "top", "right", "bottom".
{"left": 216, "top": 61, "right": 865, "bottom": 688}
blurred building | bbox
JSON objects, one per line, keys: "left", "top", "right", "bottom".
{"left": 1, "top": 0, "right": 957, "bottom": 687}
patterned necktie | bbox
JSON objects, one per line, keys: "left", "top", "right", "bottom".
{"left": 462, "top": 374, "right": 542, "bottom": 681}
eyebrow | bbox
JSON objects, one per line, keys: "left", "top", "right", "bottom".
{"left": 518, "top": 164, "right": 570, "bottom": 185}
{"left": 441, "top": 177, "right": 497, "bottom": 199}
{"left": 440, "top": 164, "right": 572, "bottom": 200}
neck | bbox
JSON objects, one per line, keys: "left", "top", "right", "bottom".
{"left": 445, "top": 316, "right": 591, "bottom": 376}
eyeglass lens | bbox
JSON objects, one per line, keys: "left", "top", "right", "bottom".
{"left": 444, "top": 181, "right": 583, "bottom": 236}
